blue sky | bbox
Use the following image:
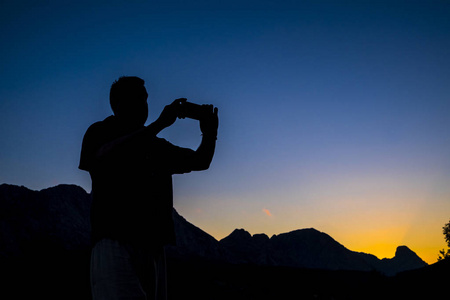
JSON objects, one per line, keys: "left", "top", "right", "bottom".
{"left": 1, "top": 0, "right": 449, "bottom": 263}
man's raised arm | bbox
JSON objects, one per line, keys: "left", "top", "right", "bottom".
{"left": 187, "top": 106, "right": 219, "bottom": 171}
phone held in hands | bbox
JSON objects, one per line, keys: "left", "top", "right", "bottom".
{"left": 178, "top": 101, "right": 213, "bottom": 120}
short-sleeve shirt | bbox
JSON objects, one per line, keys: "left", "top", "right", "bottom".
{"left": 79, "top": 116, "right": 195, "bottom": 248}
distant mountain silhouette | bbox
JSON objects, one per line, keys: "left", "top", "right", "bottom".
{"left": 0, "top": 183, "right": 91, "bottom": 257}
{"left": 0, "top": 184, "right": 92, "bottom": 299}
{"left": 1, "top": 183, "right": 447, "bottom": 300}
{"left": 215, "top": 228, "right": 426, "bottom": 275}
{"left": 167, "top": 209, "right": 224, "bottom": 260}
{"left": 0, "top": 183, "right": 427, "bottom": 276}
{"left": 168, "top": 191, "right": 426, "bottom": 275}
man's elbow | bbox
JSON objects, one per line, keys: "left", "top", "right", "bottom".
{"left": 189, "top": 151, "right": 214, "bottom": 171}
{"left": 191, "top": 159, "right": 212, "bottom": 171}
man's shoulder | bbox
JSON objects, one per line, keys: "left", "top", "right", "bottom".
{"left": 85, "top": 116, "right": 116, "bottom": 134}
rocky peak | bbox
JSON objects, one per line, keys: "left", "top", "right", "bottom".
{"left": 392, "top": 245, "right": 427, "bottom": 270}
{"left": 220, "top": 228, "right": 252, "bottom": 243}
{"left": 395, "top": 245, "right": 418, "bottom": 259}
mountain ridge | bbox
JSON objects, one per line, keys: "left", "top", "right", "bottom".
{"left": 209, "top": 226, "right": 427, "bottom": 275}
{"left": 0, "top": 183, "right": 427, "bottom": 275}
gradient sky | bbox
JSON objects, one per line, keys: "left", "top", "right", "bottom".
{"left": 1, "top": 0, "right": 449, "bottom": 264}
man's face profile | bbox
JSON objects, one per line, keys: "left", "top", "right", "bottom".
{"left": 116, "top": 86, "right": 149, "bottom": 127}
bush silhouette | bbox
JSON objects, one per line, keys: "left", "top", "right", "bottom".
{"left": 438, "top": 219, "right": 450, "bottom": 261}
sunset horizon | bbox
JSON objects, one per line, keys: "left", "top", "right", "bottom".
{"left": 1, "top": 180, "right": 444, "bottom": 265}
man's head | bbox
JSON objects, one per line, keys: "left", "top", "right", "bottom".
{"left": 110, "top": 76, "right": 148, "bottom": 126}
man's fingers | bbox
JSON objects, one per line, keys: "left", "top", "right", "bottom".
{"left": 173, "top": 98, "right": 187, "bottom": 105}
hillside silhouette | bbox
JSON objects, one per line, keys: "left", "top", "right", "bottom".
{"left": 0, "top": 183, "right": 445, "bottom": 299}
{"left": 169, "top": 211, "right": 427, "bottom": 276}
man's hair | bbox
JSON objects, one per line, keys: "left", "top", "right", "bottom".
{"left": 110, "top": 76, "right": 146, "bottom": 114}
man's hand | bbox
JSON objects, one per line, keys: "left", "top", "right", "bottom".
{"left": 200, "top": 105, "right": 219, "bottom": 138}
{"left": 153, "top": 98, "right": 186, "bottom": 130}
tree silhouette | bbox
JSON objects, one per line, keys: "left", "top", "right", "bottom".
{"left": 438, "top": 219, "right": 450, "bottom": 261}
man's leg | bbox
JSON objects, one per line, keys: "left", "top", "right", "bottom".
{"left": 90, "top": 238, "right": 147, "bottom": 300}
{"left": 139, "top": 247, "right": 167, "bottom": 300}
{"left": 154, "top": 248, "right": 167, "bottom": 300}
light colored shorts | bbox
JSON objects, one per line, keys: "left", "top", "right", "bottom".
{"left": 90, "top": 238, "right": 167, "bottom": 300}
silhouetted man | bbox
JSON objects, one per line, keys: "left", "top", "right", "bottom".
{"left": 79, "top": 76, "right": 218, "bottom": 300}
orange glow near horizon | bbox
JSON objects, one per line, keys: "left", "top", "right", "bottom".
{"left": 176, "top": 189, "right": 450, "bottom": 265}
{"left": 336, "top": 224, "right": 446, "bottom": 265}
{"left": 201, "top": 221, "right": 446, "bottom": 265}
